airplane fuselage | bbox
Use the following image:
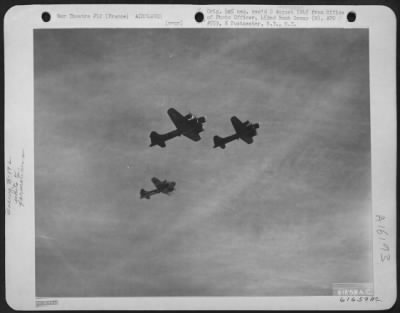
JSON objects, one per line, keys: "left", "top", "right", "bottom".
{"left": 149, "top": 108, "right": 206, "bottom": 147}
{"left": 239, "top": 123, "right": 259, "bottom": 140}
{"left": 182, "top": 118, "right": 205, "bottom": 136}
{"left": 213, "top": 117, "right": 259, "bottom": 149}
{"left": 140, "top": 180, "right": 176, "bottom": 199}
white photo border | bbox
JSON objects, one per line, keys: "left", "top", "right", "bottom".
{"left": 4, "top": 4, "right": 397, "bottom": 310}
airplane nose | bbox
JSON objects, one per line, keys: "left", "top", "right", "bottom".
{"left": 253, "top": 123, "right": 260, "bottom": 129}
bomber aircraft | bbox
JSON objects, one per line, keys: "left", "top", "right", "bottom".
{"left": 213, "top": 116, "right": 260, "bottom": 149}
{"left": 140, "top": 177, "right": 176, "bottom": 199}
{"left": 149, "top": 108, "right": 206, "bottom": 147}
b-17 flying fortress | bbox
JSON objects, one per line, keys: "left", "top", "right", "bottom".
{"left": 140, "top": 177, "right": 176, "bottom": 199}
{"left": 213, "top": 116, "right": 260, "bottom": 149}
{"left": 150, "top": 108, "right": 206, "bottom": 147}
{"left": 140, "top": 107, "right": 260, "bottom": 199}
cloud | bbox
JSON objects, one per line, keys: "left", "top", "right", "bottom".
{"left": 35, "top": 28, "right": 371, "bottom": 296}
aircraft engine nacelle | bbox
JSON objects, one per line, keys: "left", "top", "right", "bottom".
{"left": 185, "top": 113, "right": 194, "bottom": 119}
{"left": 197, "top": 116, "right": 206, "bottom": 124}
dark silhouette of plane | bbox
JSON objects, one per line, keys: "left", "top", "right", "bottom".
{"left": 149, "top": 108, "right": 206, "bottom": 147}
{"left": 213, "top": 116, "right": 260, "bottom": 149}
{"left": 140, "top": 177, "right": 176, "bottom": 199}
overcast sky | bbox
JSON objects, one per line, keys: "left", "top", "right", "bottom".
{"left": 35, "top": 28, "right": 371, "bottom": 297}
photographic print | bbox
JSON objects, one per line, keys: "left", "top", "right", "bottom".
{"left": 34, "top": 28, "right": 372, "bottom": 297}
{"left": 4, "top": 5, "right": 396, "bottom": 310}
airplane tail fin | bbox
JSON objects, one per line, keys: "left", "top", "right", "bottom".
{"left": 149, "top": 131, "right": 166, "bottom": 148}
{"left": 140, "top": 189, "right": 150, "bottom": 199}
{"left": 213, "top": 136, "right": 226, "bottom": 149}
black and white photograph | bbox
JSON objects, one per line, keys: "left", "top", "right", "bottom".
{"left": 4, "top": 4, "right": 396, "bottom": 310}
{"left": 34, "top": 28, "right": 372, "bottom": 297}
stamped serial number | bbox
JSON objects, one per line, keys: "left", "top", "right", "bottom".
{"left": 340, "top": 296, "right": 382, "bottom": 303}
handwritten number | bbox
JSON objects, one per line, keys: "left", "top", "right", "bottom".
{"left": 377, "top": 229, "right": 388, "bottom": 235}
{"left": 376, "top": 215, "right": 385, "bottom": 222}
{"left": 380, "top": 243, "right": 390, "bottom": 251}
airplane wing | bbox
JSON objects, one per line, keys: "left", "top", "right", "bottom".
{"left": 231, "top": 116, "right": 253, "bottom": 144}
{"left": 167, "top": 108, "right": 189, "bottom": 131}
{"left": 182, "top": 132, "right": 201, "bottom": 141}
{"left": 231, "top": 116, "right": 245, "bottom": 134}
{"left": 241, "top": 136, "right": 253, "bottom": 144}
{"left": 151, "top": 177, "right": 162, "bottom": 188}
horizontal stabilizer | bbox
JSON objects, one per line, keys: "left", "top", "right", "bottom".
{"left": 140, "top": 189, "right": 150, "bottom": 199}
{"left": 149, "top": 131, "right": 166, "bottom": 148}
{"left": 213, "top": 136, "right": 226, "bottom": 149}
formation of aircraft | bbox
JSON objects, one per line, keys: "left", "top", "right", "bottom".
{"left": 141, "top": 108, "right": 260, "bottom": 199}
{"left": 149, "top": 108, "right": 206, "bottom": 148}
{"left": 213, "top": 116, "right": 260, "bottom": 149}
{"left": 140, "top": 177, "right": 176, "bottom": 199}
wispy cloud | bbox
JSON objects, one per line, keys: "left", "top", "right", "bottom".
{"left": 35, "top": 29, "right": 371, "bottom": 297}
